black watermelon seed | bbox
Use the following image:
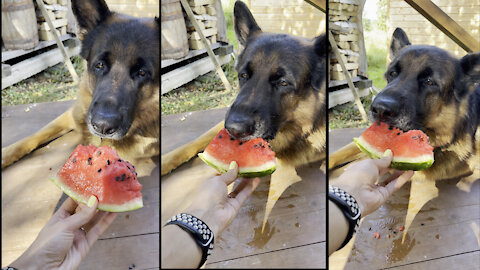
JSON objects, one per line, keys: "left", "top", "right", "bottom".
{"left": 254, "top": 144, "right": 258, "bottom": 148}
{"left": 377, "top": 122, "right": 381, "bottom": 126}
{"left": 397, "top": 133, "right": 401, "bottom": 135}
{"left": 239, "top": 142, "right": 243, "bottom": 145}
{"left": 421, "top": 223, "right": 424, "bottom": 226}
{"left": 219, "top": 135, "right": 222, "bottom": 139}
{"left": 107, "top": 160, "right": 110, "bottom": 165}
{"left": 393, "top": 231, "right": 397, "bottom": 234}
{"left": 116, "top": 176, "right": 120, "bottom": 181}
{"left": 121, "top": 174, "right": 126, "bottom": 181}
{"left": 98, "top": 168, "right": 102, "bottom": 173}
{"left": 388, "top": 126, "right": 393, "bottom": 130}
{"left": 230, "top": 137, "right": 234, "bottom": 141}
{"left": 418, "top": 135, "right": 421, "bottom": 139}
{"left": 369, "top": 227, "right": 372, "bottom": 231}
{"left": 118, "top": 159, "right": 122, "bottom": 162}
{"left": 87, "top": 157, "right": 92, "bottom": 165}
{"left": 72, "top": 158, "right": 76, "bottom": 163}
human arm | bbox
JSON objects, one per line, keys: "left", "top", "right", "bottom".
{"left": 161, "top": 162, "right": 261, "bottom": 268}
{"left": 328, "top": 150, "right": 414, "bottom": 254}
{"left": 9, "top": 196, "right": 117, "bottom": 270}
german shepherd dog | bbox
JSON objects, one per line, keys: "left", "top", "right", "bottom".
{"left": 2, "top": 0, "right": 160, "bottom": 172}
{"left": 330, "top": 28, "right": 480, "bottom": 184}
{"left": 161, "top": 1, "right": 327, "bottom": 175}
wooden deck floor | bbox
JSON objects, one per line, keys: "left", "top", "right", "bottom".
{"left": 1, "top": 101, "right": 159, "bottom": 269}
{"left": 328, "top": 128, "right": 480, "bottom": 270}
{"left": 161, "top": 108, "right": 326, "bottom": 268}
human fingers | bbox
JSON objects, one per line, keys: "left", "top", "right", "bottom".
{"left": 83, "top": 211, "right": 109, "bottom": 231}
{"left": 219, "top": 161, "right": 239, "bottom": 185}
{"left": 228, "top": 178, "right": 261, "bottom": 211}
{"left": 64, "top": 195, "right": 99, "bottom": 230}
{"left": 86, "top": 212, "right": 117, "bottom": 247}
{"left": 384, "top": 170, "right": 414, "bottom": 197}
{"left": 58, "top": 197, "right": 79, "bottom": 215}
{"left": 371, "top": 149, "right": 393, "bottom": 172}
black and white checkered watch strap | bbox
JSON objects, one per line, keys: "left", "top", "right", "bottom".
{"left": 329, "top": 185, "right": 361, "bottom": 250}
{"left": 165, "top": 213, "right": 214, "bottom": 268}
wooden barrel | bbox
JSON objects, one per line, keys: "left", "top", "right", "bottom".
{"left": 161, "top": 0, "right": 188, "bottom": 60}
{"left": 2, "top": 0, "right": 39, "bottom": 50}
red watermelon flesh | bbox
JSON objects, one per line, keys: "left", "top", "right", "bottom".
{"left": 198, "top": 128, "right": 276, "bottom": 177}
{"left": 51, "top": 145, "right": 143, "bottom": 212}
{"left": 354, "top": 122, "right": 434, "bottom": 171}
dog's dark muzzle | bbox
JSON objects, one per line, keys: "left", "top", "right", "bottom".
{"left": 371, "top": 94, "right": 401, "bottom": 123}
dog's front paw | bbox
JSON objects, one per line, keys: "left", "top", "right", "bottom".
{"left": 2, "top": 143, "right": 29, "bottom": 169}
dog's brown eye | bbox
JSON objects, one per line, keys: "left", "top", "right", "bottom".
{"left": 390, "top": 71, "right": 397, "bottom": 77}
{"left": 138, "top": 69, "right": 146, "bottom": 77}
{"left": 280, "top": 80, "right": 288, "bottom": 86}
{"left": 240, "top": 73, "right": 248, "bottom": 79}
{"left": 426, "top": 79, "right": 434, "bottom": 86}
{"left": 95, "top": 62, "right": 104, "bottom": 70}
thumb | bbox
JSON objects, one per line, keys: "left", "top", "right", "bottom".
{"left": 65, "top": 195, "right": 98, "bottom": 230}
{"left": 372, "top": 149, "right": 393, "bottom": 173}
{"left": 220, "top": 161, "right": 239, "bottom": 185}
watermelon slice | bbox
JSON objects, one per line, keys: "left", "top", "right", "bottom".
{"left": 198, "top": 128, "right": 276, "bottom": 178}
{"left": 353, "top": 121, "right": 434, "bottom": 171}
{"left": 51, "top": 145, "right": 143, "bottom": 212}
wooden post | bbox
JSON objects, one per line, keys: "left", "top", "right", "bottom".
{"left": 180, "top": 0, "right": 233, "bottom": 93}
{"left": 36, "top": 0, "right": 79, "bottom": 83}
{"left": 404, "top": 0, "right": 480, "bottom": 53}
{"left": 305, "top": 0, "right": 326, "bottom": 13}
{"left": 328, "top": 31, "right": 368, "bottom": 122}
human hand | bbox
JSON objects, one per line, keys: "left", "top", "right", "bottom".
{"left": 184, "top": 161, "right": 261, "bottom": 236}
{"left": 331, "top": 150, "right": 415, "bottom": 216}
{"left": 10, "top": 196, "right": 117, "bottom": 270}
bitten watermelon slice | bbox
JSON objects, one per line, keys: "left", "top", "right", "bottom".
{"left": 198, "top": 128, "right": 276, "bottom": 178}
{"left": 354, "top": 121, "right": 434, "bottom": 171}
{"left": 51, "top": 145, "right": 143, "bottom": 212}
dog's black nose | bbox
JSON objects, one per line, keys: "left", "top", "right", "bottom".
{"left": 371, "top": 95, "right": 400, "bottom": 121}
{"left": 225, "top": 113, "right": 254, "bottom": 139}
{"left": 91, "top": 112, "right": 121, "bottom": 135}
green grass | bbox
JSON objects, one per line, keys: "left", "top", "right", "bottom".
{"left": 2, "top": 56, "right": 85, "bottom": 106}
{"left": 161, "top": 61, "right": 239, "bottom": 115}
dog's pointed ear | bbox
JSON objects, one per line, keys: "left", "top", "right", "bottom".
{"left": 312, "top": 34, "right": 327, "bottom": 91}
{"left": 390, "top": 28, "right": 411, "bottom": 60}
{"left": 234, "top": 1, "right": 262, "bottom": 46}
{"left": 72, "top": 0, "right": 111, "bottom": 33}
{"left": 460, "top": 52, "right": 480, "bottom": 90}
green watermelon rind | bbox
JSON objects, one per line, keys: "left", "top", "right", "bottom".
{"left": 50, "top": 177, "right": 144, "bottom": 212}
{"left": 198, "top": 151, "right": 276, "bottom": 178}
{"left": 353, "top": 137, "right": 434, "bottom": 171}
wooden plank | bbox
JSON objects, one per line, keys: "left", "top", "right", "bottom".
{"left": 330, "top": 175, "right": 480, "bottom": 269}
{"left": 161, "top": 54, "right": 232, "bottom": 95}
{"left": 328, "top": 87, "right": 370, "bottom": 108}
{"left": 2, "top": 64, "right": 12, "bottom": 77}
{"left": 160, "top": 43, "right": 222, "bottom": 68}
{"left": 328, "top": 31, "right": 368, "bottom": 122}
{"left": 189, "top": 27, "right": 218, "bottom": 40}
{"left": 404, "top": 0, "right": 480, "bottom": 52}
{"left": 181, "top": 0, "right": 232, "bottom": 93}
{"left": 2, "top": 44, "right": 80, "bottom": 89}
{"left": 305, "top": 0, "right": 326, "bottom": 13}
{"left": 389, "top": 251, "right": 480, "bottom": 270}
{"left": 36, "top": 0, "right": 79, "bottom": 83}
{"left": 1, "top": 34, "right": 73, "bottom": 62}
{"left": 206, "top": 242, "right": 326, "bottom": 268}
{"left": 79, "top": 234, "right": 159, "bottom": 270}
{"left": 38, "top": 18, "right": 68, "bottom": 30}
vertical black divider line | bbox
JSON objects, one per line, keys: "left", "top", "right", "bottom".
{"left": 325, "top": 1, "right": 330, "bottom": 269}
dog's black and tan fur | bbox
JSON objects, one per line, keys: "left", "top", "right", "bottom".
{"left": 2, "top": 0, "right": 159, "bottom": 171}
{"left": 330, "top": 28, "right": 480, "bottom": 182}
{"left": 161, "top": 1, "right": 326, "bottom": 175}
